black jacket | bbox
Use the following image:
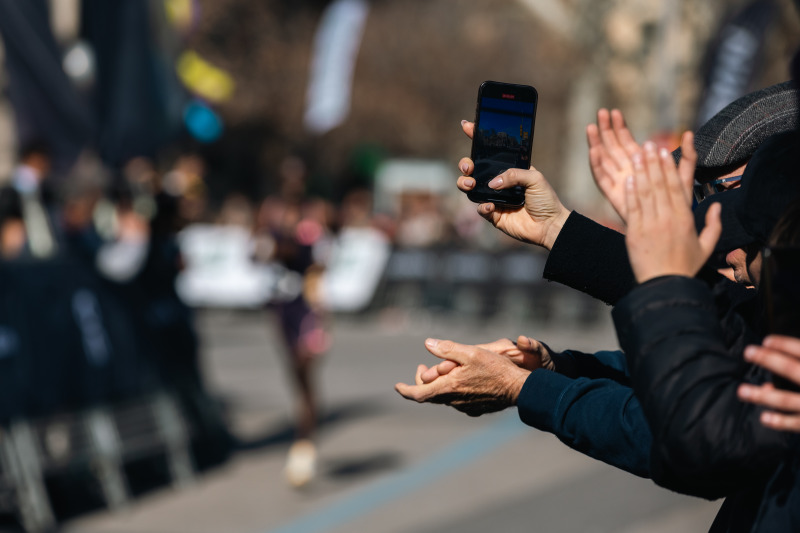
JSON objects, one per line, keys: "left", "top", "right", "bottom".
{"left": 612, "top": 276, "right": 793, "bottom": 532}
{"left": 750, "top": 451, "right": 800, "bottom": 532}
{"left": 543, "top": 211, "right": 634, "bottom": 305}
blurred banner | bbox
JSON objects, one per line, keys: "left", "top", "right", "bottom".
{"left": 0, "top": 0, "right": 184, "bottom": 174}
{"left": 304, "top": 0, "right": 369, "bottom": 135}
{"left": 80, "top": 0, "right": 179, "bottom": 167}
{"left": 0, "top": 0, "right": 94, "bottom": 174}
{"left": 694, "top": 0, "right": 778, "bottom": 127}
{"left": 0, "top": 259, "right": 160, "bottom": 420}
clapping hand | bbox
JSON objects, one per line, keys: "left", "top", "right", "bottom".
{"left": 738, "top": 335, "right": 800, "bottom": 433}
{"left": 395, "top": 338, "right": 532, "bottom": 417}
{"left": 620, "top": 132, "right": 722, "bottom": 283}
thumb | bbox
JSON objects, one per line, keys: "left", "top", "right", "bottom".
{"left": 489, "top": 167, "right": 544, "bottom": 191}
{"left": 424, "top": 338, "right": 468, "bottom": 365}
{"left": 515, "top": 335, "right": 541, "bottom": 354}
{"left": 462, "top": 120, "right": 475, "bottom": 140}
{"left": 698, "top": 202, "right": 722, "bottom": 259}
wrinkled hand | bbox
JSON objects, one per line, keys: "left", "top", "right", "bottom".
{"left": 738, "top": 335, "right": 800, "bottom": 433}
{"left": 586, "top": 109, "right": 641, "bottom": 221}
{"left": 457, "top": 121, "right": 570, "bottom": 250}
{"left": 395, "top": 338, "right": 531, "bottom": 417}
{"left": 624, "top": 132, "right": 722, "bottom": 283}
{"left": 418, "top": 335, "right": 555, "bottom": 384}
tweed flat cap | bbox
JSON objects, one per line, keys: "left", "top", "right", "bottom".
{"left": 674, "top": 81, "right": 799, "bottom": 183}
{"left": 693, "top": 129, "right": 800, "bottom": 252}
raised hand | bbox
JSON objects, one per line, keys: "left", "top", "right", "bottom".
{"left": 738, "top": 335, "right": 800, "bottom": 433}
{"left": 623, "top": 132, "right": 722, "bottom": 283}
{"left": 587, "top": 109, "right": 642, "bottom": 221}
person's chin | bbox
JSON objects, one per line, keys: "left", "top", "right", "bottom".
{"left": 732, "top": 270, "right": 756, "bottom": 288}
{"left": 716, "top": 267, "right": 736, "bottom": 283}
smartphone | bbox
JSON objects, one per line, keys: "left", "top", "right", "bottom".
{"left": 468, "top": 81, "right": 538, "bottom": 207}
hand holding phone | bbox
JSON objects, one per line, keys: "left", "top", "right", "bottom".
{"left": 467, "top": 81, "right": 538, "bottom": 207}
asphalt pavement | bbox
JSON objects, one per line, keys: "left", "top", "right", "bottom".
{"left": 63, "top": 306, "right": 721, "bottom": 533}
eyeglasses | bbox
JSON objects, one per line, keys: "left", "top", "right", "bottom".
{"left": 693, "top": 175, "right": 743, "bottom": 203}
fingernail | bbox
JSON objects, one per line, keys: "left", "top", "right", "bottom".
{"left": 626, "top": 175, "right": 634, "bottom": 189}
{"left": 488, "top": 177, "right": 503, "bottom": 188}
{"left": 425, "top": 338, "right": 439, "bottom": 348}
{"left": 524, "top": 337, "right": 536, "bottom": 348}
{"left": 461, "top": 162, "right": 469, "bottom": 173}
{"left": 464, "top": 178, "right": 475, "bottom": 187}
{"left": 644, "top": 141, "right": 656, "bottom": 152}
{"left": 659, "top": 148, "right": 669, "bottom": 158}
{"left": 744, "top": 346, "right": 757, "bottom": 360}
{"left": 738, "top": 385, "right": 752, "bottom": 398}
{"left": 762, "top": 412, "right": 776, "bottom": 424}
{"left": 461, "top": 119, "right": 468, "bottom": 126}
{"left": 632, "top": 153, "right": 642, "bottom": 166}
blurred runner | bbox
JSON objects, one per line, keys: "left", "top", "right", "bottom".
{"left": 253, "top": 155, "right": 332, "bottom": 488}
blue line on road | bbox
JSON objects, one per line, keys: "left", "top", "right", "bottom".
{"left": 266, "top": 413, "right": 527, "bottom": 533}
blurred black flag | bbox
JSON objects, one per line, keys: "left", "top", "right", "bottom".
{"left": 81, "top": 0, "right": 177, "bottom": 169}
{"left": 695, "top": 0, "right": 779, "bottom": 128}
{"left": 0, "top": 0, "right": 94, "bottom": 175}
{"left": 0, "top": 0, "right": 180, "bottom": 175}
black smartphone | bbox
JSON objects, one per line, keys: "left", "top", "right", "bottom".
{"left": 467, "top": 81, "right": 538, "bottom": 207}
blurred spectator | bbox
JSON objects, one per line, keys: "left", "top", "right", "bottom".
{"left": 163, "top": 154, "right": 209, "bottom": 226}
{"left": 1, "top": 140, "right": 58, "bottom": 259}
{"left": 339, "top": 187, "right": 374, "bottom": 229}
{"left": 216, "top": 192, "right": 255, "bottom": 229}
{"left": 394, "top": 190, "right": 450, "bottom": 248}
{"left": 0, "top": 185, "right": 24, "bottom": 258}
{"left": 60, "top": 151, "right": 110, "bottom": 263}
{"left": 318, "top": 186, "right": 391, "bottom": 313}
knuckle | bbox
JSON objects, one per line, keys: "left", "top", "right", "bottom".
{"left": 439, "top": 340, "right": 455, "bottom": 353}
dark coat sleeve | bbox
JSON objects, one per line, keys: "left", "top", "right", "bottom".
{"left": 543, "top": 211, "right": 635, "bottom": 305}
{"left": 612, "top": 276, "right": 792, "bottom": 499}
{"left": 551, "top": 349, "right": 630, "bottom": 381}
{"left": 517, "top": 368, "right": 651, "bottom": 477}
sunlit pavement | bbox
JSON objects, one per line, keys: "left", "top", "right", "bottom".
{"left": 63, "top": 308, "right": 720, "bottom": 533}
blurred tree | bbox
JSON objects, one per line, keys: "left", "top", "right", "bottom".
{"left": 516, "top": 0, "right": 799, "bottom": 214}
{"left": 186, "top": 0, "right": 798, "bottom": 210}
{"left": 188, "top": 0, "right": 580, "bottom": 199}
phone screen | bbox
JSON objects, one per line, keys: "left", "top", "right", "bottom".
{"left": 468, "top": 81, "right": 538, "bottom": 207}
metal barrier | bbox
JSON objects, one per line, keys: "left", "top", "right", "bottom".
{"left": 0, "top": 391, "right": 195, "bottom": 532}
{"left": 372, "top": 247, "right": 603, "bottom": 323}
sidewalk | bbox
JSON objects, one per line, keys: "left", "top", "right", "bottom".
{"left": 62, "top": 309, "right": 720, "bottom": 533}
